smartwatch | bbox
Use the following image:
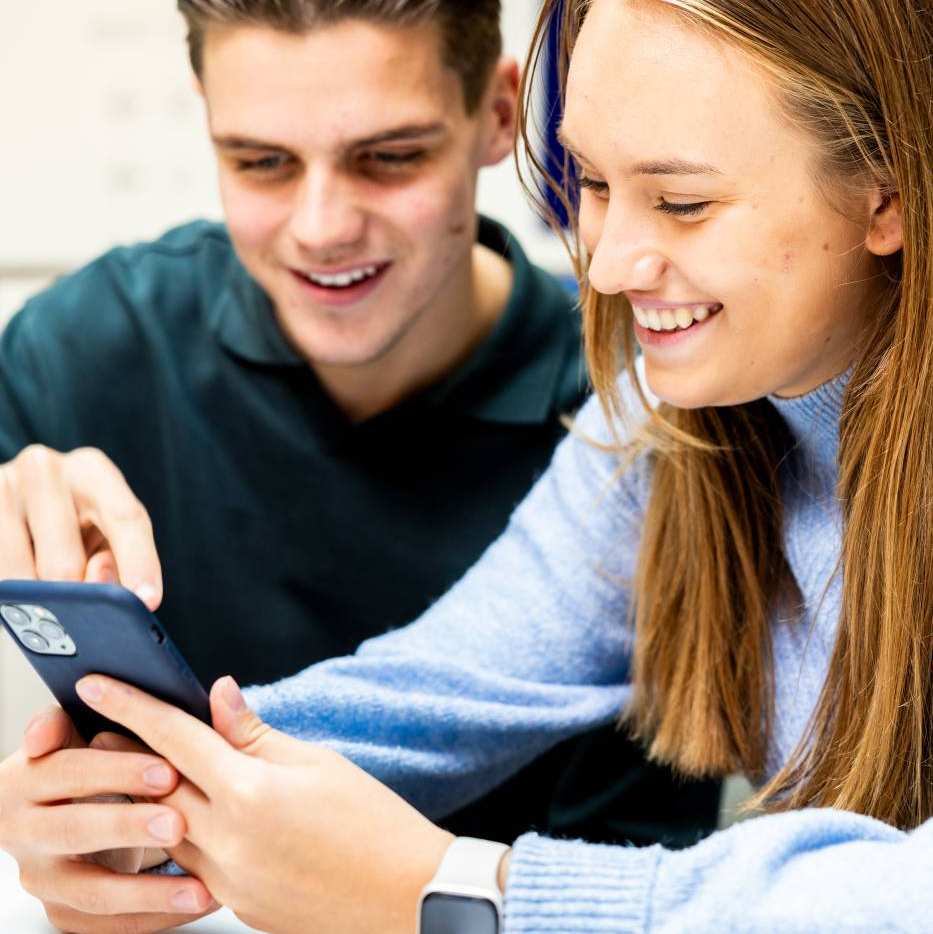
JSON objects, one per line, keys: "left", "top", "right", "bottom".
{"left": 417, "top": 837, "right": 510, "bottom": 934}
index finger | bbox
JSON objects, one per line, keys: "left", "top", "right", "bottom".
{"left": 75, "top": 676, "right": 234, "bottom": 797}
{"left": 64, "top": 449, "right": 163, "bottom": 609}
{"left": 0, "top": 464, "right": 38, "bottom": 579}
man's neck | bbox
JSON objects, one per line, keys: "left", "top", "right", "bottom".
{"left": 312, "top": 241, "right": 513, "bottom": 423}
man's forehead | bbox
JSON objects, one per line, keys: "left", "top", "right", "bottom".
{"left": 199, "top": 20, "right": 465, "bottom": 150}
{"left": 199, "top": 17, "right": 454, "bottom": 91}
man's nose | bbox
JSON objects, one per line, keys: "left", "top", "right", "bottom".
{"left": 288, "top": 168, "right": 366, "bottom": 257}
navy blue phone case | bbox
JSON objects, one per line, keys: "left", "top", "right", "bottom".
{"left": 0, "top": 581, "right": 211, "bottom": 744}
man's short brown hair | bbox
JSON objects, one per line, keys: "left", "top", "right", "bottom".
{"left": 177, "top": 0, "right": 502, "bottom": 113}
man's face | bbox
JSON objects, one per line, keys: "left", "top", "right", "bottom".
{"left": 199, "top": 20, "right": 506, "bottom": 368}
{"left": 562, "top": 0, "right": 886, "bottom": 406}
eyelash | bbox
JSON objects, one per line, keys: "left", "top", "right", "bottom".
{"left": 360, "top": 150, "right": 427, "bottom": 168}
{"left": 577, "top": 176, "right": 711, "bottom": 217}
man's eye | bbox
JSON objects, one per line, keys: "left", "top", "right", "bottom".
{"left": 235, "top": 155, "right": 291, "bottom": 174}
{"left": 360, "top": 150, "right": 427, "bottom": 169}
{"left": 655, "top": 199, "right": 711, "bottom": 217}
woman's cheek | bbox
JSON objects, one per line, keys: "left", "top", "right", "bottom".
{"left": 578, "top": 202, "right": 605, "bottom": 259}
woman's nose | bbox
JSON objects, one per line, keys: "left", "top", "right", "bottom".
{"left": 587, "top": 243, "right": 668, "bottom": 296}
{"left": 584, "top": 200, "right": 669, "bottom": 296}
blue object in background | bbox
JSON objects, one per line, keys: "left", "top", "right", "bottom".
{"left": 542, "top": 0, "right": 571, "bottom": 230}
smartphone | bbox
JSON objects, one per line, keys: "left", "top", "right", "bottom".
{"left": 0, "top": 580, "right": 211, "bottom": 743}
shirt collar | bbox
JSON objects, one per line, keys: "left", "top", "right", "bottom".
{"left": 210, "top": 216, "right": 580, "bottom": 425}
{"left": 211, "top": 266, "right": 304, "bottom": 367}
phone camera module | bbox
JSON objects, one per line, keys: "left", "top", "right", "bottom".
{"left": 38, "top": 620, "right": 66, "bottom": 641}
{"left": 20, "top": 630, "right": 50, "bottom": 653}
{"left": 1, "top": 605, "right": 31, "bottom": 628}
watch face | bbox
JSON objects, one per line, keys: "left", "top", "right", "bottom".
{"left": 421, "top": 893, "right": 499, "bottom": 934}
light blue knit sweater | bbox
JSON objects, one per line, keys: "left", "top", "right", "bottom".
{"left": 244, "top": 366, "right": 933, "bottom": 932}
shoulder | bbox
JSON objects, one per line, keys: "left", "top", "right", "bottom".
{"left": 572, "top": 356, "right": 658, "bottom": 437}
{"left": 566, "top": 356, "right": 658, "bottom": 508}
{"left": 6, "top": 221, "right": 238, "bottom": 350}
{"left": 493, "top": 225, "right": 584, "bottom": 413}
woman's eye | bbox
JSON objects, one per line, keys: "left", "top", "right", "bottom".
{"left": 656, "top": 198, "right": 711, "bottom": 217}
{"left": 578, "top": 175, "right": 609, "bottom": 197}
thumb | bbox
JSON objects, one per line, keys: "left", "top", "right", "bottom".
{"left": 210, "top": 676, "right": 275, "bottom": 754}
{"left": 23, "top": 707, "right": 84, "bottom": 758}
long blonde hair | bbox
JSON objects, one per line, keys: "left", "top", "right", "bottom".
{"left": 519, "top": 0, "right": 933, "bottom": 828}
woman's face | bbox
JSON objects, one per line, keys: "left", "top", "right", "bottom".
{"left": 562, "top": 0, "right": 885, "bottom": 406}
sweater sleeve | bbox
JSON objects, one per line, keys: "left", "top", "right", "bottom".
{"left": 507, "top": 807, "right": 933, "bottom": 932}
{"left": 243, "top": 387, "right": 650, "bottom": 819}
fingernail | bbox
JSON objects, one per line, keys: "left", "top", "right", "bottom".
{"left": 76, "top": 679, "right": 103, "bottom": 704}
{"left": 143, "top": 764, "right": 173, "bottom": 789}
{"left": 148, "top": 812, "right": 178, "bottom": 843}
{"left": 221, "top": 676, "right": 246, "bottom": 713}
{"left": 134, "top": 583, "right": 159, "bottom": 607}
{"left": 171, "top": 889, "right": 202, "bottom": 913}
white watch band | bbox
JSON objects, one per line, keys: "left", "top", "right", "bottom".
{"left": 417, "top": 837, "right": 510, "bottom": 932}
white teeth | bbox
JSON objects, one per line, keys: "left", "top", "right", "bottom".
{"left": 632, "top": 303, "right": 720, "bottom": 332}
{"left": 307, "top": 265, "right": 379, "bottom": 287}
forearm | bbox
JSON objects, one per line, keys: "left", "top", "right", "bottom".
{"left": 501, "top": 808, "right": 933, "bottom": 932}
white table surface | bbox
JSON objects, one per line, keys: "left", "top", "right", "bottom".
{"left": 0, "top": 849, "right": 259, "bottom": 933}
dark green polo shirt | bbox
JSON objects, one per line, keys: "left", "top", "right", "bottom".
{"left": 0, "top": 217, "right": 719, "bottom": 846}
{"left": 0, "top": 217, "right": 584, "bottom": 684}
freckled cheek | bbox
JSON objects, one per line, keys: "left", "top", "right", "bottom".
{"left": 381, "top": 172, "right": 476, "bottom": 253}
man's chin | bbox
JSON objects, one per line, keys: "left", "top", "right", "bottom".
{"left": 286, "top": 329, "right": 408, "bottom": 372}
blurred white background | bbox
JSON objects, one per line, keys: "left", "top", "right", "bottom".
{"left": 0, "top": 0, "right": 567, "bottom": 755}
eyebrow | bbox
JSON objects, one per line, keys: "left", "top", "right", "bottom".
{"left": 556, "top": 125, "right": 723, "bottom": 177}
{"left": 213, "top": 122, "right": 448, "bottom": 152}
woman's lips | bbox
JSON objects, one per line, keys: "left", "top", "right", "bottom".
{"left": 633, "top": 303, "right": 724, "bottom": 346}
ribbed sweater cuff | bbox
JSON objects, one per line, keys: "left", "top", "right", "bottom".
{"left": 504, "top": 833, "right": 662, "bottom": 932}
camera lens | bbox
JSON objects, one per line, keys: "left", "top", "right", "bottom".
{"left": 1, "top": 605, "right": 31, "bottom": 628}
{"left": 38, "top": 620, "right": 66, "bottom": 641}
{"left": 20, "top": 630, "right": 50, "bottom": 653}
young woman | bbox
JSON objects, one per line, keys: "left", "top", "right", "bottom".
{"left": 9, "top": 0, "right": 933, "bottom": 930}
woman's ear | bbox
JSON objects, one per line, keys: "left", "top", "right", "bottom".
{"left": 865, "top": 188, "right": 903, "bottom": 257}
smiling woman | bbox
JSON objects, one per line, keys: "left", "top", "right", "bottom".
{"left": 519, "top": 0, "right": 930, "bottom": 829}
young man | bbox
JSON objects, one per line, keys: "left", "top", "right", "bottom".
{"left": 0, "top": 2, "right": 718, "bottom": 931}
